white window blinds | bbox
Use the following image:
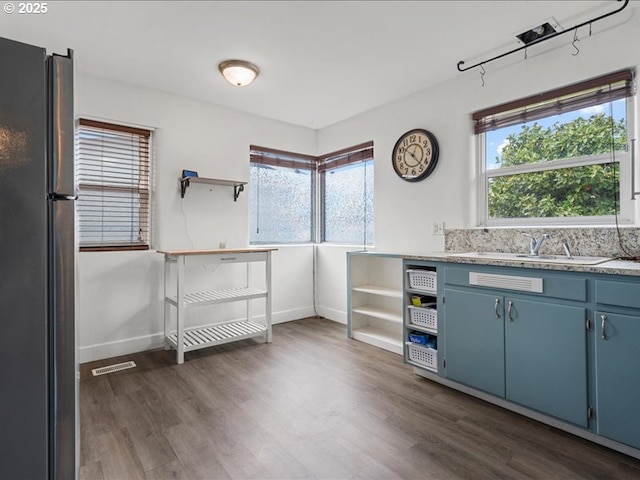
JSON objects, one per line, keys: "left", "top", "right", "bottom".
{"left": 76, "top": 119, "right": 151, "bottom": 250}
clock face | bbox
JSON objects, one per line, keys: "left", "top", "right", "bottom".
{"left": 392, "top": 129, "right": 439, "bottom": 182}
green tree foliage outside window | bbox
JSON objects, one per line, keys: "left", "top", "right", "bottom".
{"left": 488, "top": 114, "right": 627, "bottom": 219}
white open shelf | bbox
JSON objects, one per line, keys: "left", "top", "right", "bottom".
{"left": 352, "top": 305, "right": 402, "bottom": 324}
{"left": 351, "top": 326, "right": 403, "bottom": 355}
{"left": 352, "top": 284, "right": 403, "bottom": 298}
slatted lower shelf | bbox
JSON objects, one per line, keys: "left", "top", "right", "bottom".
{"left": 166, "top": 320, "right": 267, "bottom": 352}
{"left": 166, "top": 287, "right": 267, "bottom": 307}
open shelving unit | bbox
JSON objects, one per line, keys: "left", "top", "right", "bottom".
{"left": 403, "top": 262, "right": 440, "bottom": 373}
{"left": 347, "top": 252, "right": 403, "bottom": 354}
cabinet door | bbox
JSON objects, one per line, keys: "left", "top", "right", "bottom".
{"left": 444, "top": 288, "right": 505, "bottom": 397}
{"left": 505, "top": 298, "right": 587, "bottom": 426}
{"left": 595, "top": 311, "right": 640, "bottom": 449}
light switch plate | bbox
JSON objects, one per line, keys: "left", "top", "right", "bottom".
{"left": 432, "top": 222, "right": 445, "bottom": 235}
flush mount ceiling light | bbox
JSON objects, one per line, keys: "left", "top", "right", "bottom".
{"left": 218, "top": 60, "right": 260, "bottom": 87}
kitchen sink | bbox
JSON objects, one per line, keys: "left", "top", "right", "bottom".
{"left": 445, "top": 251, "right": 612, "bottom": 265}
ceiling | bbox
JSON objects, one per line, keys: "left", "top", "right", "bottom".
{"left": 0, "top": 1, "right": 631, "bottom": 129}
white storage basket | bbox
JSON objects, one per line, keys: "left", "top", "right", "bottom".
{"left": 406, "top": 342, "right": 437, "bottom": 371}
{"left": 407, "top": 305, "right": 437, "bottom": 331}
{"left": 407, "top": 269, "right": 437, "bottom": 292}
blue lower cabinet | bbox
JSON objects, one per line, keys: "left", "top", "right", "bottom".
{"left": 505, "top": 298, "right": 588, "bottom": 427}
{"left": 444, "top": 288, "right": 505, "bottom": 397}
{"left": 595, "top": 310, "right": 640, "bottom": 449}
{"left": 444, "top": 287, "right": 588, "bottom": 426}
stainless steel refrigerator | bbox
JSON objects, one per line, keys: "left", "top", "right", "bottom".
{"left": 0, "top": 36, "right": 77, "bottom": 479}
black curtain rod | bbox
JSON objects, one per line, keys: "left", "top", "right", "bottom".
{"left": 457, "top": 0, "right": 630, "bottom": 73}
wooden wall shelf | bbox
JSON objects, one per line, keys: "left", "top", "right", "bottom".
{"left": 180, "top": 176, "right": 247, "bottom": 201}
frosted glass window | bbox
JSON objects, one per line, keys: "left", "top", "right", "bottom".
{"left": 322, "top": 160, "right": 374, "bottom": 244}
{"left": 249, "top": 164, "right": 313, "bottom": 243}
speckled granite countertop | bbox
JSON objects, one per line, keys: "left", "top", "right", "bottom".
{"left": 405, "top": 252, "right": 640, "bottom": 276}
{"left": 352, "top": 226, "right": 640, "bottom": 275}
{"left": 356, "top": 250, "right": 640, "bottom": 276}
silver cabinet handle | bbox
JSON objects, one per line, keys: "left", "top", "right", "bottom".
{"left": 507, "top": 301, "right": 514, "bottom": 322}
{"left": 601, "top": 314, "right": 609, "bottom": 340}
{"left": 495, "top": 298, "right": 501, "bottom": 318}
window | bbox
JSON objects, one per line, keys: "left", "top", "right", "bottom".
{"left": 249, "top": 146, "right": 315, "bottom": 244}
{"left": 475, "top": 70, "right": 634, "bottom": 225}
{"left": 249, "top": 142, "right": 374, "bottom": 245}
{"left": 76, "top": 119, "right": 151, "bottom": 251}
{"left": 319, "top": 142, "right": 374, "bottom": 244}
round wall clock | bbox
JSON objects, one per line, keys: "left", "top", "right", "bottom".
{"left": 392, "top": 129, "right": 439, "bottom": 182}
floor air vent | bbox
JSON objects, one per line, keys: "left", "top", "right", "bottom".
{"left": 91, "top": 361, "right": 137, "bottom": 376}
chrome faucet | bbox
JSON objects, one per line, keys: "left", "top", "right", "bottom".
{"left": 523, "top": 233, "right": 551, "bottom": 256}
{"left": 562, "top": 240, "right": 574, "bottom": 260}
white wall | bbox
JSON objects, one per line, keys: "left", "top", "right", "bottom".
{"left": 77, "top": 10, "right": 640, "bottom": 361}
{"left": 314, "top": 9, "right": 640, "bottom": 322}
{"left": 76, "top": 74, "right": 317, "bottom": 362}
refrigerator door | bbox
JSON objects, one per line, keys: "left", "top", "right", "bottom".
{"left": 47, "top": 51, "right": 77, "bottom": 480}
{"left": 49, "top": 196, "right": 76, "bottom": 480}
{"left": 0, "top": 36, "right": 49, "bottom": 479}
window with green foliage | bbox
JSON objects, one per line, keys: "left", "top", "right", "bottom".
{"left": 476, "top": 70, "right": 634, "bottom": 225}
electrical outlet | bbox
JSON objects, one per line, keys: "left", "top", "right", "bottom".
{"left": 219, "top": 241, "right": 227, "bottom": 249}
{"left": 432, "top": 222, "right": 445, "bottom": 235}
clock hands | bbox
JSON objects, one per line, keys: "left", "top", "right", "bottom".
{"left": 405, "top": 145, "right": 421, "bottom": 167}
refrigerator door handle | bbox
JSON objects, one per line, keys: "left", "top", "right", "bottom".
{"left": 49, "top": 193, "right": 78, "bottom": 201}
{"left": 48, "top": 51, "right": 75, "bottom": 197}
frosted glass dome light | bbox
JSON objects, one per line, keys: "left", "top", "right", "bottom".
{"left": 218, "top": 60, "right": 260, "bottom": 87}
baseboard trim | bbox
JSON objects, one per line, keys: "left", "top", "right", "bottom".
{"left": 79, "top": 306, "right": 317, "bottom": 363}
{"left": 316, "top": 305, "right": 346, "bottom": 324}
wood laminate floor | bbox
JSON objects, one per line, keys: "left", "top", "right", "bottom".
{"left": 80, "top": 317, "right": 640, "bottom": 480}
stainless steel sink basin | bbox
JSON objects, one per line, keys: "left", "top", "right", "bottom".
{"left": 445, "top": 251, "right": 612, "bottom": 265}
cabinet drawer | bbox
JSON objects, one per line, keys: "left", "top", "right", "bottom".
{"left": 183, "top": 251, "right": 268, "bottom": 266}
{"left": 595, "top": 280, "right": 640, "bottom": 309}
{"left": 444, "top": 265, "right": 586, "bottom": 302}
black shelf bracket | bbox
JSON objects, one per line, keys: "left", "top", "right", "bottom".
{"left": 233, "top": 184, "right": 244, "bottom": 202}
{"left": 180, "top": 177, "right": 190, "bottom": 198}
{"left": 456, "top": 0, "right": 629, "bottom": 73}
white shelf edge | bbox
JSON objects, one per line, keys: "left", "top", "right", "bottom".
{"left": 406, "top": 323, "right": 438, "bottom": 335}
{"left": 406, "top": 287, "right": 438, "bottom": 295}
{"left": 351, "top": 326, "right": 403, "bottom": 355}
{"left": 352, "top": 305, "right": 403, "bottom": 324}
{"left": 352, "top": 284, "right": 403, "bottom": 298}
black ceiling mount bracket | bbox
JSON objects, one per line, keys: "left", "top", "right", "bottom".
{"left": 457, "top": 0, "right": 629, "bottom": 73}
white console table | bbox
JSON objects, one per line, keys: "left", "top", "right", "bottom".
{"left": 158, "top": 248, "right": 276, "bottom": 364}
